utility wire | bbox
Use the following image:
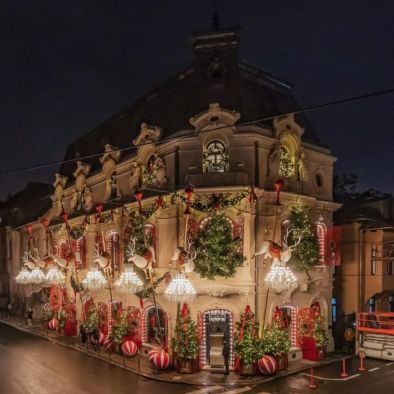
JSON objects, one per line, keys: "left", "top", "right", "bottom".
{"left": 1, "top": 86, "right": 394, "bottom": 178}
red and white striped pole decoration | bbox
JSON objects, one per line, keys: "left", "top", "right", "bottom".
{"left": 341, "top": 358, "right": 348, "bottom": 378}
{"left": 309, "top": 368, "right": 317, "bottom": 389}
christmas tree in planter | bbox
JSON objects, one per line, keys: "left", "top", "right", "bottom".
{"left": 109, "top": 313, "right": 129, "bottom": 350}
{"left": 234, "top": 305, "right": 262, "bottom": 376}
{"left": 171, "top": 303, "right": 199, "bottom": 374}
{"left": 194, "top": 213, "right": 244, "bottom": 279}
{"left": 287, "top": 199, "right": 319, "bottom": 272}
{"left": 260, "top": 311, "right": 291, "bottom": 370}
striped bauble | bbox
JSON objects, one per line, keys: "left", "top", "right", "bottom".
{"left": 153, "top": 350, "right": 171, "bottom": 370}
{"left": 258, "top": 355, "right": 277, "bottom": 375}
{"left": 103, "top": 336, "right": 112, "bottom": 350}
{"left": 122, "top": 340, "right": 138, "bottom": 357}
{"left": 48, "top": 317, "right": 58, "bottom": 330}
{"left": 148, "top": 349, "right": 159, "bottom": 362}
{"left": 98, "top": 330, "right": 106, "bottom": 346}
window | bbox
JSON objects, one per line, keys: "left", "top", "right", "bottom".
{"left": 279, "top": 147, "right": 295, "bottom": 179}
{"left": 332, "top": 298, "right": 337, "bottom": 323}
{"left": 316, "top": 173, "right": 323, "bottom": 188}
{"left": 203, "top": 141, "right": 228, "bottom": 173}
{"left": 371, "top": 247, "right": 377, "bottom": 275}
{"left": 387, "top": 261, "right": 393, "bottom": 275}
{"left": 368, "top": 297, "right": 376, "bottom": 313}
{"left": 146, "top": 306, "right": 166, "bottom": 345}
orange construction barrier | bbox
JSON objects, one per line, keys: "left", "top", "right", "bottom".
{"left": 309, "top": 368, "right": 317, "bottom": 389}
{"left": 341, "top": 358, "right": 348, "bottom": 378}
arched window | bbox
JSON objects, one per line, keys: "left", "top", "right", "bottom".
{"left": 203, "top": 141, "right": 228, "bottom": 173}
{"left": 143, "top": 305, "right": 167, "bottom": 345}
{"left": 279, "top": 147, "right": 295, "bottom": 179}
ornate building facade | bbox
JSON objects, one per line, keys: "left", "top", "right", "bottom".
{"left": 6, "top": 26, "right": 339, "bottom": 369}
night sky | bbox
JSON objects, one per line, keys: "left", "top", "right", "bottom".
{"left": 1, "top": 0, "right": 394, "bottom": 200}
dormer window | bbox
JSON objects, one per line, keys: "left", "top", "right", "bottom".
{"left": 203, "top": 140, "right": 228, "bottom": 173}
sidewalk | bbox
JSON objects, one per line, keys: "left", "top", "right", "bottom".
{"left": 0, "top": 314, "right": 352, "bottom": 387}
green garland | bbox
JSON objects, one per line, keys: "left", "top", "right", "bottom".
{"left": 135, "top": 273, "right": 167, "bottom": 299}
{"left": 287, "top": 199, "right": 319, "bottom": 271}
{"left": 193, "top": 213, "right": 244, "bottom": 279}
{"left": 70, "top": 271, "right": 84, "bottom": 293}
{"left": 314, "top": 316, "right": 328, "bottom": 348}
{"left": 171, "top": 304, "right": 199, "bottom": 360}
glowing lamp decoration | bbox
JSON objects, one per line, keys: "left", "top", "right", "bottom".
{"left": 114, "top": 265, "right": 144, "bottom": 293}
{"left": 164, "top": 272, "right": 196, "bottom": 303}
{"left": 82, "top": 266, "right": 107, "bottom": 290}
{"left": 15, "top": 268, "right": 31, "bottom": 284}
{"left": 28, "top": 267, "right": 46, "bottom": 284}
{"left": 46, "top": 266, "right": 66, "bottom": 285}
{"left": 264, "top": 260, "right": 297, "bottom": 294}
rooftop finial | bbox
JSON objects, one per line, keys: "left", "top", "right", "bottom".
{"left": 212, "top": 5, "right": 219, "bottom": 30}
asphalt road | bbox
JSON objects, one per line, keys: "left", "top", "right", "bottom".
{"left": 1, "top": 322, "right": 393, "bottom": 394}
{"left": 0, "top": 322, "right": 191, "bottom": 394}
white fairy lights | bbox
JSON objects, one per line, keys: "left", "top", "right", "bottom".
{"left": 265, "top": 261, "right": 297, "bottom": 294}
{"left": 46, "top": 266, "right": 66, "bottom": 285}
{"left": 115, "top": 265, "right": 143, "bottom": 293}
{"left": 15, "top": 268, "right": 32, "bottom": 284}
{"left": 82, "top": 266, "right": 107, "bottom": 289}
{"left": 28, "top": 267, "right": 46, "bottom": 285}
{"left": 164, "top": 272, "right": 196, "bottom": 303}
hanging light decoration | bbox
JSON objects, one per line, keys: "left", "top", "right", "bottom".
{"left": 46, "top": 266, "right": 66, "bottom": 285}
{"left": 264, "top": 261, "right": 297, "bottom": 294}
{"left": 115, "top": 265, "right": 143, "bottom": 293}
{"left": 82, "top": 266, "right": 107, "bottom": 289}
{"left": 164, "top": 272, "right": 196, "bottom": 303}
{"left": 15, "top": 268, "right": 31, "bottom": 284}
{"left": 28, "top": 267, "right": 46, "bottom": 285}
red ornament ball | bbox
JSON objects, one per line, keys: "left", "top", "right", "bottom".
{"left": 153, "top": 350, "right": 171, "bottom": 370}
{"left": 122, "top": 340, "right": 137, "bottom": 357}
{"left": 258, "top": 355, "right": 277, "bottom": 375}
{"left": 148, "top": 349, "right": 159, "bottom": 362}
{"left": 48, "top": 318, "right": 58, "bottom": 330}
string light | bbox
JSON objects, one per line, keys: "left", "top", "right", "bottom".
{"left": 164, "top": 272, "right": 196, "bottom": 303}
{"left": 82, "top": 266, "right": 107, "bottom": 289}
{"left": 28, "top": 267, "right": 46, "bottom": 285}
{"left": 46, "top": 266, "right": 66, "bottom": 285}
{"left": 115, "top": 265, "right": 144, "bottom": 293}
{"left": 15, "top": 268, "right": 31, "bottom": 284}
{"left": 265, "top": 261, "right": 297, "bottom": 294}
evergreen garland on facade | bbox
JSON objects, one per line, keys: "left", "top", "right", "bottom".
{"left": 193, "top": 213, "right": 244, "bottom": 279}
{"left": 287, "top": 199, "right": 319, "bottom": 271}
{"left": 171, "top": 303, "right": 199, "bottom": 360}
{"left": 314, "top": 316, "right": 328, "bottom": 348}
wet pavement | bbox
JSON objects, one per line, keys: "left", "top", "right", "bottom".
{"left": 0, "top": 323, "right": 191, "bottom": 394}
{"left": 1, "top": 321, "right": 393, "bottom": 394}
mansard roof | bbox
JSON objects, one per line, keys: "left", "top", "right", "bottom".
{"left": 60, "top": 27, "right": 325, "bottom": 177}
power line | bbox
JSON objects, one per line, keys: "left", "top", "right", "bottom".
{"left": 1, "top": 86, "right": 394, "bottom": 178}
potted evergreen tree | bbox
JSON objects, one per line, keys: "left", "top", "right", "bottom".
{"left": 261, "top": 320, "right": 291, "bottom": 370}
{"left": 171, "top": 303, "right": 199, "bottom": 373}
{"left": 234, "top": 306, "right": 261, "bottom": 376}
{"left": 109, "top": 313, "right": 129, "bottom": 353}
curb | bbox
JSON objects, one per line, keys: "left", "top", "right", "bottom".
{"left": 0, "top": 318, "right": 353, "bottom": 387}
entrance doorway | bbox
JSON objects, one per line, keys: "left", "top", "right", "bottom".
{"left": 201, "top": 309, "right": 233, "bottom": 369}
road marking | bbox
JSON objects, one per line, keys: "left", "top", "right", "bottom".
{"left": 386, "top": 362, "right": 394, "bottom": 366}
{"left": 302, "top": 373, "right": 360, "bottom": 381}
{"left": 222, "top": 387, "right": 252, "bottom": 394}
{"left": 187, "top": 386, "right": 223, "bottom": 394}
{"left": 368, "top": 367, "right": 380, "bottom": 372}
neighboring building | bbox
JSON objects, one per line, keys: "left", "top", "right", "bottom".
{"left": 6, "top": 25, "right": 339, "bottom": 368}
{"left": 333, "top": 190, "right": 394, "bottom": 346}
{"left": 0, "top": 182, "right": 52, "bottom": 311}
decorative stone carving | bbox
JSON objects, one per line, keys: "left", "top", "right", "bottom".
{"left": 130, "top": 161, "right": 141, "bottom": 192}
{"left": 268, "top": 144, "right": 280, "bottom": 179}
{"left": 273, "top": 114, "right": 304, "bottom": 140}
{"left": 53, "top": 174, "right": 68, "bottom": 200}
{"left": 142, "top": 153, "right": 167, "bottom": 187}
{"left": 70, "top": 161, "right": 92, "bottom": 211}
{"left": 100, "top": 144, "right": 121, "bottom": 178}
{"left": 133, "top": 123, "right": 161, "bottom": 147}
{"left": 297, "top": 152, "right": 309, "bottom": 182}
{"left": 189, "top": 102, "right": 240, "bottom": 130}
